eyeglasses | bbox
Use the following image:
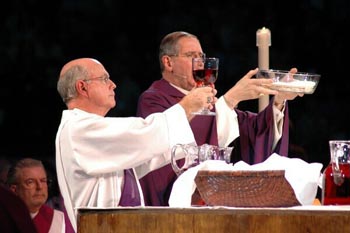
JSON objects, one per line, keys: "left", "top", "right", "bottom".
{"left": 20, "top": 178, "right": 51, "bottom": 189}
{"left": 169, "top": 51, "right": 206, "bottom": 59}
{"left": 83, "top": 75, "right": 111, "bottom": 84}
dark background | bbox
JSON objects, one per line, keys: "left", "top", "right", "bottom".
{"left": 1, "top": 0, "right": 349, "bottom": 171}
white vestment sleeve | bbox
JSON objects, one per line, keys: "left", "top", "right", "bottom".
{"left": 272, "top": 104, "right": 285, "bottom": 150}
{"left": 135, "top": 104, "right": 195, "bottom": 178}
{"left": 215, "top": 96, "right": 240, "bottom": 147}
{"left": 56, "top": 103, "right": 195, "bottom": 232}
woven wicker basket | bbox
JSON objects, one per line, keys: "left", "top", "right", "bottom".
{"left": 194, "top": 170, "right": 300, "bottom": 207}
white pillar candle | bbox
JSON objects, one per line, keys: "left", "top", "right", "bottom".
{"left": 256, "top": 27, "right": 271, "bottom": 112}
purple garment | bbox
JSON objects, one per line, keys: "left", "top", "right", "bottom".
{"left": 136, "top": 78, "right": 289, "bottom": 206}
{"left": 233, "top": 104, "right": 289, "bottom": 164}
{"left": 57, "top": 194, "right": 75, "bottom": 233}
{"left": 0, "top": 185, "right": 38, "bottom": 233}
{"left": 119, "top": 169, "right": 141, "bottom": 206}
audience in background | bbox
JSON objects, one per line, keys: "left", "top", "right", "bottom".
{"left": 7, "top": 158, "right": 66, "bottom": 233}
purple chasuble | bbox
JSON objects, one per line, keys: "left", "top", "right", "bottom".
{"left": 136, "top": 79, "right": 289, "bottom": 206}
{"left": 136, "top": 79, "right": 218, "bottom": 206}
{"left": 232, "top": 101, "right": 289, "bottom": 164}
{"left": 119, "top": 169, "right": 141, "bottom": 206}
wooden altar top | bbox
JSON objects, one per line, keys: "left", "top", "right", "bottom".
{"left": 77, "top": 206, "right": 350, "bottom": 233}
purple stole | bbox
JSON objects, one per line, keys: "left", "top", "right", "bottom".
{"left": 33, "top": 204, "right": 53, "bottom": 233}
{"left": 119, "top": 169, "right": 141, "bottom": 206}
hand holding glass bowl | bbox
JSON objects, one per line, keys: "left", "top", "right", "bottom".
{"left": 192, "top": 57, "right": 219, "bottom": 116}
{"left": 255, "top": 69, "right": 320, "bottom": 94}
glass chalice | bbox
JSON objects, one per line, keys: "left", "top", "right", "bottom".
{"left": 192, "top": 57, "right": 219, "bottom": 116}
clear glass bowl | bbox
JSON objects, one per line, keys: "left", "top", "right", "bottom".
{"left": 256, "top": 69, "right": 321, "bottom": 94}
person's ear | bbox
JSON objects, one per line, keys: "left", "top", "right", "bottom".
{"left": 76, "top": 80, "right": 87, "bottom": 94}
{"left": 9, "top": 184, "right": 17, "bottom": 193}
{"left": 163, "top": 55, "right": 173, "bottom": 70}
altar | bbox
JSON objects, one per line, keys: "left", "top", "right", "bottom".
{"left": 77, "top": 206, "right": 350, "bottom": 233}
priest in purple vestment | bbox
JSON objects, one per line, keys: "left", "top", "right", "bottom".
{"left": 136, "top": 31, "right": 304, "bottom": 206}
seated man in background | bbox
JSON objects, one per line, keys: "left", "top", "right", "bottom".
{"left": 7, "top": 158, "right": 65, "bottom": 233}
{"left": 137, "top": 31, "right": 303, "bottom": 206}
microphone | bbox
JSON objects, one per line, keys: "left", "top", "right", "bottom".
{"left": 172, "top": 71, "right": 187, "bottom": 79}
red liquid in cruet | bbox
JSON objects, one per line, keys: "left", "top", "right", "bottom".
{"left": 322, "top": 163, "right": 350, "bottom": 205}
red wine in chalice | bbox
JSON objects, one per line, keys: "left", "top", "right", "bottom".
{"left": 193, "top": 69, "right": 218, "bottom": 86}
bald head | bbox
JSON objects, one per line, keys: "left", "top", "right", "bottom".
{"left": 57, "top": 58, "right": 108, "bottom": 104}
{"left": 59, "top": 58, "right": 101, "bottom": 77}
